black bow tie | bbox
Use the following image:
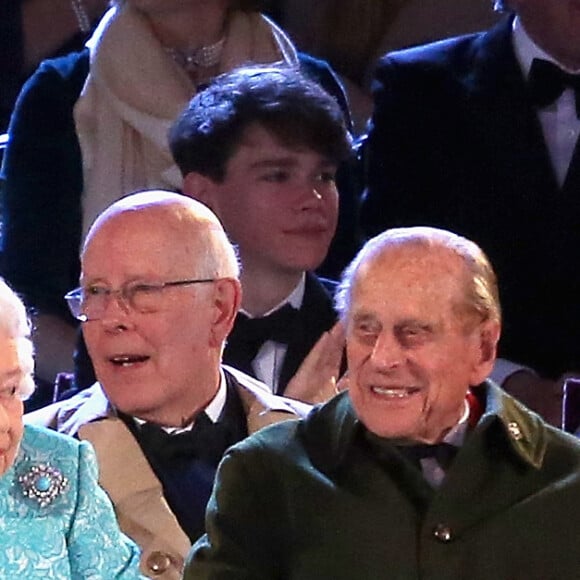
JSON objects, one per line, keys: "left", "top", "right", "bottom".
{"left": 398, "top": 443, "right": 459, "bottom": 471}
{"left": 528, "top": 58, "right": 580, "bottom": 117}
{"left": 230, "top": 304, "right": 298, "bottom": 345}
{"left": 365, "top": 430, "right": 459, "bottom": 472}
{"left": 137, "top": 414, "right": 230, "bottom": 464}
{"left": 225, "top": 304, "right": 298, "bottom": 373}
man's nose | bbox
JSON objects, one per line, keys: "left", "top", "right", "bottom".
{"left": 370, "top": 331, "right": 404, "bottom": 371}
{"left": 99, "top": 290, "right": 134, "bottom": 331}
{"left": 296, "top": 180, "right": 326, "bottom": 209}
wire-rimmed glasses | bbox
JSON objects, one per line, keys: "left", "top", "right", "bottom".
{"left": 64, "top": 278, "right": 216, "bottom": 322}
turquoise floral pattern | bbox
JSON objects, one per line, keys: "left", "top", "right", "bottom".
{"left": 0, "top": 425, "right": 143, "bottom": 579}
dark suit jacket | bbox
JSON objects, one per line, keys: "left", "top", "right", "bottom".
{"left": 222, "top": 273, "right": 338, "bottom": 395}
{"left": 186, "top": 382, "right": 580, "bottom": 579}
{"left": 360, "top": 16, "right": 580, "bottom": 378}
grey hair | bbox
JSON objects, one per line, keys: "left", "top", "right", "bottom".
{"left": 335, "top": 226, "right": 501, "bottom": 327}
{"left": 0, "top": 279, "right": 35, "bottom": 400}
{"left": 193, "top": 223, "right": 241, "bottom": 280}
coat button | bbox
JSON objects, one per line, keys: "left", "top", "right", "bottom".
{"left": 146, "top": 551, "right": 172, "bottom": 575}
{"left": 508, "top": 421, "right": 523, "bottom": 441}
{"left": 433, "top": 524, "right": 453, "bottom": 543}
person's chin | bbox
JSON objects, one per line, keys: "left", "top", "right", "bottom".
{"left": 366, "top": 420, "right": 424, "bottom": 441}
{"left": 108, "top": 392, "right": 159, "bottom": 420}
{"left": 356, "top": 390, "right": 425, "bottom": 439}
{"left": 0, "top": 448, "right": 17, "bottom": 476}
{"left": 281, "top": 248, "right": 329, "bottom": 273}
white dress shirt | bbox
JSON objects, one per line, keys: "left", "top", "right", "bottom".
{"left": 133, "top": 368, "right": 228, "bottom": 432}
{"left": 512, "top": 17, "right": 580, "bottom": 186}
{"left": 238, "top": 274, "right": 306, "bottom": 394}
{"left": 421, "top": 400, "right": 470, "bottom": 488}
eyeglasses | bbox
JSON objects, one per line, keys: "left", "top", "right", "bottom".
{"left": 64, "top": 278, "right": 216, "bottom": 322}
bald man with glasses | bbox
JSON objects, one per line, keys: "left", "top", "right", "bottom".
{"left": 26, "top": 190, "right": 309, "bottom": 580}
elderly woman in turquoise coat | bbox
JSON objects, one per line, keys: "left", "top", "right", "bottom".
{"left": 0, "top": 278, "right": 143, "bottom": 578}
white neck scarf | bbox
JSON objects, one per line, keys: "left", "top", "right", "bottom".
{"left": 74, "top": 5, "right": 298, "bottom": 239}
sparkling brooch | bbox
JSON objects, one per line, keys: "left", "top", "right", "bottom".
{"left": 18, "top": 463, "right": 69, "bottom": 507}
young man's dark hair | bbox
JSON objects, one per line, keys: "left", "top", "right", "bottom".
{"left": 169, "top": 65, "right": 353, "bottom": 182}
{"left": 168, "top": 64, "right": 353, "bottom": 404}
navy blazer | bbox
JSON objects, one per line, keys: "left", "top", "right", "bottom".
{"left": 360, "top": 16, "right": 580, "bottom": 378}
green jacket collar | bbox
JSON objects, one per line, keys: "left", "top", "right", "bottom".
{"left": 304, "top": 380, "right": 548, "bottom": 474}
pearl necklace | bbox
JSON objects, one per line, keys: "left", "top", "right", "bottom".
{"left": 165, "top": 36, "right": 226, "bottom": 74}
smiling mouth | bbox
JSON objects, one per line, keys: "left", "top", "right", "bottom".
{"left": 285, "top": 221, "right": 330, "bottom": 234}
{"left": 371, "top": 386, "right": 421, "bottom": 399}
{"left": 109, "top": 355, "right": 150, "bottom": 367}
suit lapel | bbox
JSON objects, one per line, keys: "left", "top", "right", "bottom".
{"left": 225, "top": 367, "right": 309, "bottom": 433}
{"left": 563, "top": 135, "right": 580, "bottom": 192}
{"left": 464, "top": 16, "right": 559, "bottom": 197}
{"left": 278, "top": 274, "right": 337, "bottom": 392}
{"left": 427, "top": 420, "right": 542, "bottom": 537}
{"left": 428, "top": 384, "right": 548, "bottom": 534}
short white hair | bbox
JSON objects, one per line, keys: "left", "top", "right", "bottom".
{"left": 335, "top": 226, "right": 501, "bottom": 327}
{"left": 0, "top": 279, "right": 35, "bottom": 399}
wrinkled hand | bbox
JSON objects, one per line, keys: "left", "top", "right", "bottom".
{"left": 284, "top": 322, "right": 346, "bottom": 405}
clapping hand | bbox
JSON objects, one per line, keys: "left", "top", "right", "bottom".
{"left": 284, "top": 321, "right": 347, "bottom": 405}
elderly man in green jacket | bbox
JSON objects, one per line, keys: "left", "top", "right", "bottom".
{"left": 185, "top": 226, "right": 580, "bottom": 579}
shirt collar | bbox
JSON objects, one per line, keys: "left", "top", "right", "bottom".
{"left": 441, "top": 399, "right": 470, "bottom": 447}
{"left": 239, "top": 273, "right": 305, "bottom": 318}
{"left": 132, "top": 369, "right": 227, "bottom": 433}
{"left": 319, "top": 384, "right": 548, "bottom": 474}
{"left": 512, "top": 15, "right": 580, "bottom": 77}
{"left": 202, "top": 368, "right": 228, "bottom": 423}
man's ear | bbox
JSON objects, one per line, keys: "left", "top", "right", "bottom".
{"left": 182, "top": 172, "right": 218, "bottom": 211}
{"left": 469, "top": 319, "right": 501, "bottom": 385}
{"left": 209, "top": 278, "right": 242, "bottom": 348}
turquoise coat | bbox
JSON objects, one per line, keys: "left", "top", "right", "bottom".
{"left": 0, "top": 424, "right": 143, "bottom": 579}
{"left": 187, "top": 381, "right": 580, "bottom": 579}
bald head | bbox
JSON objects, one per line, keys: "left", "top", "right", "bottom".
{"left": 83, "top": 190, "right": 239, "bottom": 280}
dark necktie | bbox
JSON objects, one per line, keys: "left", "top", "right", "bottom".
{"left": 225, "top": 303, "right": 298, "bottom": 376}
{"left": 528, "top": 58, "right": 580, "bottom": 117}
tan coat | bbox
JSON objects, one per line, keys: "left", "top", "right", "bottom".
{"left": 25, "top": 366, "right": 309, "bottom": 579}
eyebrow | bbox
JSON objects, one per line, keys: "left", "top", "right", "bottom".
{"left": 351, "top": 312, "right": 437, "bottom": 331}
{"left": 352, "top": 308, "right": 375, "bottom": 319}
{"left": 248, "top": 156, "right": 337, "bottom": 171}
{"left": 248, "top": 157, "right": 300, "bottom": 170}
{"left": 80, "top": 275, "right": 160, "bottom": 286}
{"left": 0, "top": 368, "right": 23, "bottom": 382}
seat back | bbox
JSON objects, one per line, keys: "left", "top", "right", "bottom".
{"left": 0, "top": 133, "right": 8, "bottom": 262}
{"left": 562, "top": 378, "right": 580, "bottom": 434}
